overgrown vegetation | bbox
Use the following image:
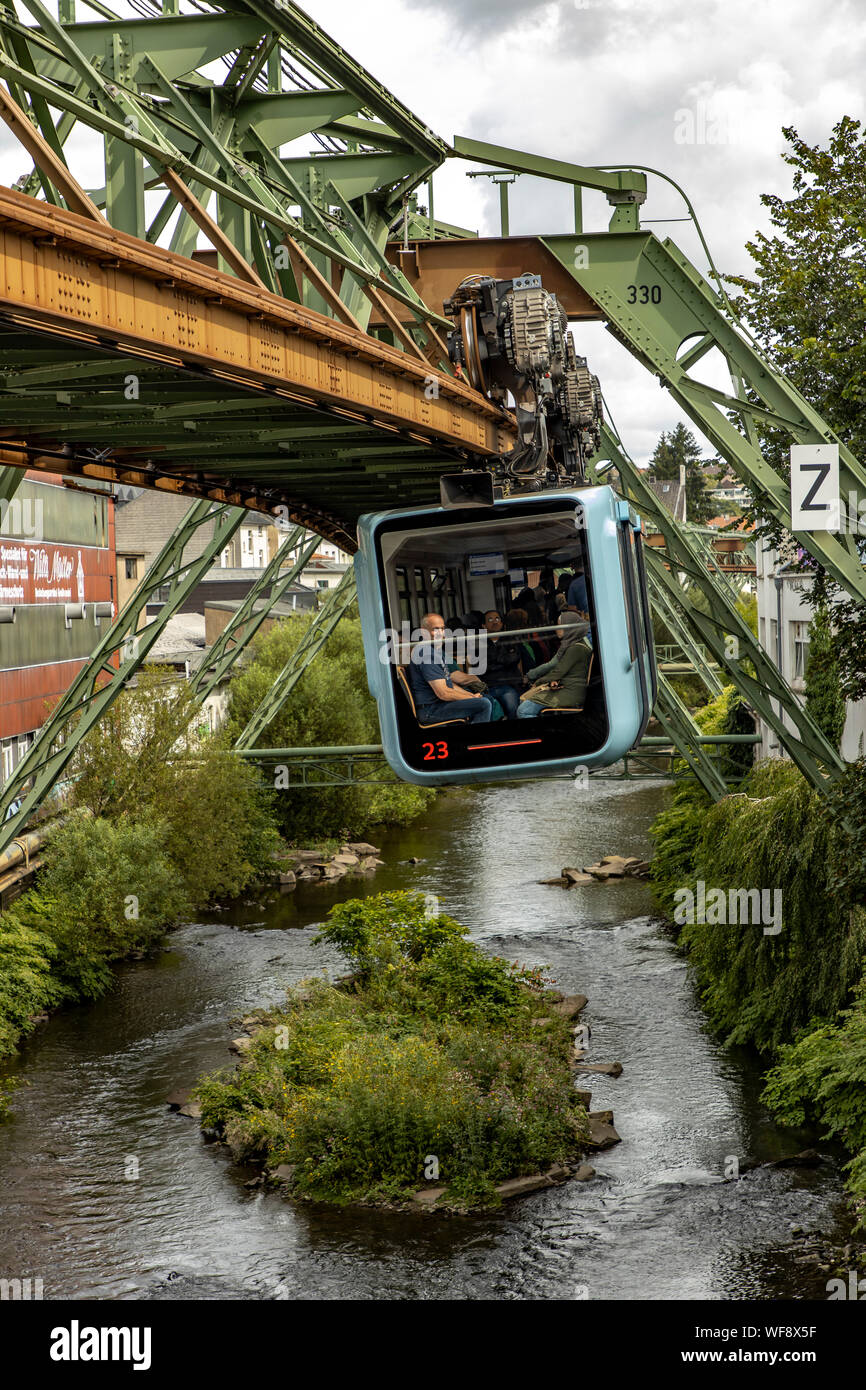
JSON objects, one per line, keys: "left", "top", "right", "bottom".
{"left": 225, "top": 612, "right": 433, "bottom": 843}
{"left": 763, "top": 978, "right": 866, "bottom": 1229}
{"left": 651, "top": 716, "right": 866, "bottom": 1226}
{"left": 195, "top": 892, "right": 588, "bottom": 1207}
{"left": 805, "top": 606, "right": 846, "bottom": 751}
{"left": 0, "top": 672, "right": 281, "bottom": 1060}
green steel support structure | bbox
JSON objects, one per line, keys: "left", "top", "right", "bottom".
{"left": 234, "top": 568, "right": 358, "bottom": 750}
{"left": 594, "top": 424, "right": 846, "bottom": 793}
{"left": 0, "top": 1, "right": 861, "bottom": 817}
{"left": 0, "top": 498, "right": 245, "bottom": 853}
{"left": 189, "top": 526, "right": 320, "bottom": 702}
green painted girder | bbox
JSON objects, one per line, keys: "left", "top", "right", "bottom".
{"left": 233, "top": 90, "right": 360, "bottom": 145}
{"left": 0, "top": 1, "right": 451, "bottom": 347}
{"left": 234, "top": 568, "right": 358, "bottom": 749}
{"left": 190, "top": 525, "right": 320, "bottom": 702}
{"left": 52, "top": 14, "right": 270, "bottom": 84}
{"left": 0, "top": 463, "right": 24, "bottom": 505}
{"left": 653, "top": 674, "right": 729, "bottom": 799}
{"left": 596, "top": 425, "right": 845, "bottom": 795}
{"left": 647, "top": 572, "right": 724, "bottom": 698}
{"left": 541, "top": 226, "right": 866, "bottom": 605}
{"left": 0, "top": 498, "right": 245, "bottom": 856}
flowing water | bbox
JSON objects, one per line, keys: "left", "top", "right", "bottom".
{"left": 0, "top": 779, "right": 849, "bottom": 1300}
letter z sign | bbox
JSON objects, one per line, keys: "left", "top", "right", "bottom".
{"left": 790, "top": 444, "right": 840, "bottom": 530}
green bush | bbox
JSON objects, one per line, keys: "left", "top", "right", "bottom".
{"left": 0, "top": 908, "right": 61, "bottom": 1058}
{"left": 225, "top": 614, "right": 433, "bottom": 842}
{"left": 763, "top": 978, "right": 866, "bottom": 1228}
{"left": 71, "top": 669, "right": 281, "bottom": 903}
{"left": 10, "top": 813, "right": 187, "bottom": 1001}
{"left": 196, "top": 893, "right": 586, "bottom": 1206}
{"left": 653, "top": 759, "right": 865, "bottom": 1051}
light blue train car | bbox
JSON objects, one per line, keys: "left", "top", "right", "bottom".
{"left": 354, "top": 485, "right": 657, "bottom": 786}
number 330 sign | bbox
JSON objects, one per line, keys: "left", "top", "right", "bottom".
{"left": 790, "top": 444, "right": 840, "bottom": 530}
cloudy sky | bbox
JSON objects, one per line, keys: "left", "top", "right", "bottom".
{"left": 301, "top": 0, "right": 865, "bottom": 461}
{"left": 1, "top": 0, "right": 863, "bottom": 463}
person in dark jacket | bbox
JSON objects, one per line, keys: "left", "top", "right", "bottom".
{"left": 481, "top": 609, "right": 523, "bottom": 718}
{"left": 517, "top": 611, "right": 592, "bottom": 716}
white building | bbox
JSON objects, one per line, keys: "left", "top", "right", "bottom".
{"left": 754, "top": 539, "right": 866, "bottom": 762}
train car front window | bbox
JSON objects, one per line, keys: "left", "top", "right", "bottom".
{"left": 374, "top": 499, "right": 609, "bottom": 775}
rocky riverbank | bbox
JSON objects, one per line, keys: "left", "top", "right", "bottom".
{"left": 272, "top": 841, "right": 384, "bottom": 890}
{"left": 540, "top": 852, "right": 651, "bottom": 888}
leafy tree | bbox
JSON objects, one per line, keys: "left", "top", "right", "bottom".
{"left": 71, "top": 668, "right": 280, "bottom": 903}
{"left": 726, "top": 117, "right": 866, "bottom": 696}
{"left": 647, "top": 423, "right": 713, "bottom": 523}
{"left": 805, "top": 606, "right": 846, "bottom": 750}
{"left": 225, "top": 613, "right": 432, "bottom": 842}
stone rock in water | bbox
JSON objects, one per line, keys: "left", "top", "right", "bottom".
{"left": 495, "top": 1173, "right": 552, "bottom": 1200}
{"left": 573, "top": 1061, "right": 623, "bottom": 1077}
{"left": 585, "top": 1114, "right": 621, "bottom": 1150}
{"left": 562, "top": 868, "right": 596, "bottom": 885}
{"left": 552, "top": 994, "right": 588, "bottom": 1019}
{"left": 347, "top": 842, "right": 380, "bottom": 856}
{"left": 413, "top": 1186, "right": 446, "bottom": 1205}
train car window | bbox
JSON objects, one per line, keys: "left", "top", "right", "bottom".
{"left": 373, "top": 497, "right": 609, "bottom": 776}
{"left": 631, "top": 528, "right": 658, "bottom": 705}
{"left": 617, "top": 525, "right": 639, "bottom": 664}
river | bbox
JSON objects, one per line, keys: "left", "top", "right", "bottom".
{"left": 0, "top": 777, "right": 849, "bottom": 1300}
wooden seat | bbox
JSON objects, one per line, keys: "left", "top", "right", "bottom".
{"left": 537, "top": 651, "right": 593, "bottom": 715}
{"left": 396, "top": 665, "right": 470, "bottom": 727}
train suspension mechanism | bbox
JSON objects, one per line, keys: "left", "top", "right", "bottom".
{"left": 443, "top": 273, "right": 603, "bottom": 494}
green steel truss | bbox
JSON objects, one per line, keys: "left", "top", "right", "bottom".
{"left": 188, "top": 524, "right": 319, "bottom": 701}
{"left": 595, "top": 423, "right": 846, "bottom": 793}
{"left": 0, "top": 497, "right": 245, "bottom": 853}
{"left": 0, "top": 2, "right": 862, "bottom": 819}
{"left": 234, "top": 566, "right": 357, "bottom": 749}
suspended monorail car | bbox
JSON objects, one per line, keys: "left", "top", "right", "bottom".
{"left": 354, "top": 484, "right": 657, "bottom": 786}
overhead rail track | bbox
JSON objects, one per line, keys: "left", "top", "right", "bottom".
{"left": 0, "top": 0, "right": 862, "bottom": 846}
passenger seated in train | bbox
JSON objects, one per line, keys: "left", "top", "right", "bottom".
{"left": 517, "top": 611, "right": 592, "bottom": 717}
{"left": 504, "top": 607, "right": 537, "bottom": 674}
{"left": 521, "top": 599, "right": 556, "bottom": 663}
{"left": 566, "top": 562, "right": 589, "bottom": 615}
{"left": 407, "top": 613, "right": 493, "bottom": 724}
{"left": 480, "top": 610, "right": 523, "bottom": 719}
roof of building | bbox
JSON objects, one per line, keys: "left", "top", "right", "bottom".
{"left": 115, "top": 492, "right": 216, "bottom": 563}
{"left": 645, "top": 478, "right": 687, "bottom": 523}
{"left": 706, "top": 515, "right": 755, "bottom": 532}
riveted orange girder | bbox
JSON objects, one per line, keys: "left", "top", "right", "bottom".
{"left": 0, "top": 185, "right": 515, "bottom": 458}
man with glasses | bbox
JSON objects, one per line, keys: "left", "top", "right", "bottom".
{"left": 408, "top": 613, "right": 493, "bottom": 724}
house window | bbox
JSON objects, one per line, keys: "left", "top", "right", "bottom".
{"left": 125, "top": 558, "right": 138, "bottom": 580}
{"left": 792, "top": 621, "right": 810, "bottom": 679}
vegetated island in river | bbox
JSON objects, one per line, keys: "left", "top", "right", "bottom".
{"left": 188, "top": 891, "right": 620, "bottom": 1211}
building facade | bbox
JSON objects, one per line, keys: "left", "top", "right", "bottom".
{"left": 0, "top": 474, "right": 115, "bottom": 785}
{"left": 754, "top": 539, "right": 866, "bottom": 762}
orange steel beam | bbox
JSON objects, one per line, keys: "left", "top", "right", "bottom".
{"left": 0, "top": 85, "right": 105, "bottom": 225}
{"left": 380, "top": 236, "right": 602, "bottom": 326}
{"left": 0, "top": 187, "right": 514, "bottom": 459}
